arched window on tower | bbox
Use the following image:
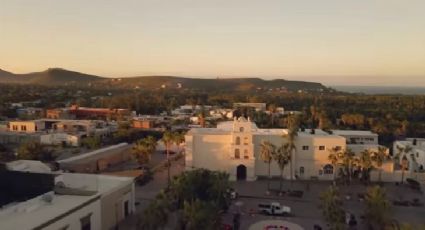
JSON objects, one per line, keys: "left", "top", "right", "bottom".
{"left": 235, "top": 137, "right": 241, "bottom": 145}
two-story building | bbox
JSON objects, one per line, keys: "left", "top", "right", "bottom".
{"left": 185, "top": 117, "right": 346, "bottom": 181}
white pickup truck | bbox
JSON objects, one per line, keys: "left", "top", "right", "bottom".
{"left": 258, "top": 202, "right": 291, "bottom": 216}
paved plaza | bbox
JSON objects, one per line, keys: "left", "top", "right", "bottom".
{"left": 223, "top": 179, "right": 425, "bottom": 230}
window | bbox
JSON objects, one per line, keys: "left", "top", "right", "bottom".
{"left": 239, "top": 127, "right": 244, "bottom": 132}
{"left": 80, "top": 213, "right": 92, "bottom": 230}
{"left": 235, "top": 149, "right": 240, "bottom": 159}
{"left": 302, "top": 145, "right": 309, "bottom": 150}
{"left": 235, "top": 136, "right": 241, "bottom": 145}
{"left": 244, "top": 137, "right": 249, "bottom": 145}
{"left": 319, "top": 146, "right": 325, "bottom": 151}
{"left": 335, "top": 146, "right": 342, "bottom": 151}
{"left": 300, "top": 166, "right": 305, "bottom": 174}
{"left": 21, "top": 125, "right": 26, "bottom": 131}
{"left": 323, "top": 164, "right": 334, "bottom": 175}
{"left": 12, "top": 125, "right": 18, "bottom": 131}
{"left": 244, "top": 149, "right": 249, "bottom": 159}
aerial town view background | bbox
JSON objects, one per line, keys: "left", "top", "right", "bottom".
{"left": 1, "top": 1, "right": 425, "bottom": 230}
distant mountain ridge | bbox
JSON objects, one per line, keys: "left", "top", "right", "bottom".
{"left": 0, "top": 68, "right": 329, "bottom": 92}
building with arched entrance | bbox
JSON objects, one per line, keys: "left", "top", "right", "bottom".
{"left": 185, "top": 117, "right": 348, "bottom": 181}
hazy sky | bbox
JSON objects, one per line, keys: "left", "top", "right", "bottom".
{"left": 1, "top": 0, "right": 425, "bottom": 86}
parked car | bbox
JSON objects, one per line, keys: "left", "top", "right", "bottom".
{"left": 258, "top": 202, "right": 291, "bottom": 216}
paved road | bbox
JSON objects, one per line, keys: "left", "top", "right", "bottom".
{"left": 118, "top": 155, "right": 185, "bottom": 230}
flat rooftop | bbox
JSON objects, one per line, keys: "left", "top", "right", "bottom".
{"left": 0, "top": 173, "right": 133, "bottom": 230}
{"left": 331, "top": 130, "right": 378, "bottom": 136}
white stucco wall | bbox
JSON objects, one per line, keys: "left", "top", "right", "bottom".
{"left": 42, "top": 198, "right": 102, "bottom": 230}
{"left": 185, "top": 120, "right": 348, "bottom": 181}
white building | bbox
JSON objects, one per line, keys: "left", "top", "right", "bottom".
{"left": 0, "top": 169, "right": 135, "bottom": 230}
{"left": 185, "top": 117, "right": 346, "bottom": 181}
{"left": 331, "top": 130, "right": 384, "bottom": 155}
{"left": 393, "top": 138, "right": 425, "bottom": 172}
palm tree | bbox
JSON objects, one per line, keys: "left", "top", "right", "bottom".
{"left": 284, "top": 114, "right": 299, "bottom": 185}
{"left": 371, "top": 146, "right": 388, "bottom": 183}
{"left": 267, "top": 104, "right": 277, "bottom": 127}
{"left": 359, "top": 149, "right": 374, "bottom": 183}
{"left": 259, "top": 140, "right": 276, "bottom": 193}
{"left": 162, "top": 131, "right": 176, "bottom": 186}
{"left": 328, "top": 147, "right": 341, "bottom": 181}
{"left": 341, "top": 148, "right": 356, "bottom": 184}
{"left": 173, "top": 132, "right": 185, "bottom": 154}
{"left": 395, "top": 145, "right": 413, "bottom": 183}
{"left": 273, "top": 143, "right": 291, "bottom": 194}
{"left": 319, "top": 185, "right": 345, "bottom": 230}
{"left": 364, "top": 186, "right": 392, "bottom": 230}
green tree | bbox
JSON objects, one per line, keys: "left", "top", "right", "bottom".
{"left": 259, "top": 140, "right": 276, "bottom": 193}
{"left": 140, "top": 169, "right": 231, "bottom": 229}
{"left": 139, "top": 191, "right": 170, "bottom": 230}
{"left": 132, "top": 136, "right": 157, "bottom": 165}
{"left": 181, "top": 200, "right": 221, "bottom": 230}
{"left": 319, "top": 185, "right": 345, "bottom": 230}
{"left": 273, "top": 143, "right": 291, "bottom": 193}
{"left": 17, "top": 141, "right": 53, "bottom": 161}
{"left": 364, "top": 186, "right": 392, "bottom": 230}
{"left": 81, "top": 136, "right": 101, "bottom": 149}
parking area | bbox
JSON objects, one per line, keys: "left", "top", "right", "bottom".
{"left": 223, "top": 180, "right": 425, "bottom": 229}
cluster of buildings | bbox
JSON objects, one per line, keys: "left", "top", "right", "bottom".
{"left": 0, "top": 119, "right": 117, "bottom": 147}
{"left": 185, "top": 117, "right": 422, "bottom": 182}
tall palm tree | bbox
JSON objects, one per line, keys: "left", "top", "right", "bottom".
{"left": 173, "top": 132, "right": 185, "bottom": 154}
{"left": 267, "top": 104, "right": 277, "bottom": 127}
{"left": 364, "top": 186, "right": 392, "bottom": 230}
{"left": 284, "top": 114, "right": 299, "bottom": 185}
{"left": 259, "top": 140, "right": 276, "bottom": 193}
{"left": 328, "top": 147, "right": 341, "bottom": 181}
{"left": 162, "top": 131, "right": 176, "bottom": 186}
{"left": 395, "top": 145, "right": 413, "bottom": 183}
{"left": 273, "top": 143, "right": 291, "bottom": 193}
{"left": 371, "top": 146, "right": 388, "bottom": 183}
{"left": 341, "top": 148, "right": 356, "bottom": 184}
{"left": 359, "top": 149, "right": 374, "bottom": 183}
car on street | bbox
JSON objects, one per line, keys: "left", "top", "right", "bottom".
{"left": 258, "top": 202, "right": 291, "bottom": 216}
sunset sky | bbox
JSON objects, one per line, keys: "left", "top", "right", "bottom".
{"left": 1, "top": 0, "right": 425, "bottom": 86}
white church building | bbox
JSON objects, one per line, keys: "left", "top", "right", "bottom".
{"left": 185, "top": 117, "right": 347, "bottom": 181}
